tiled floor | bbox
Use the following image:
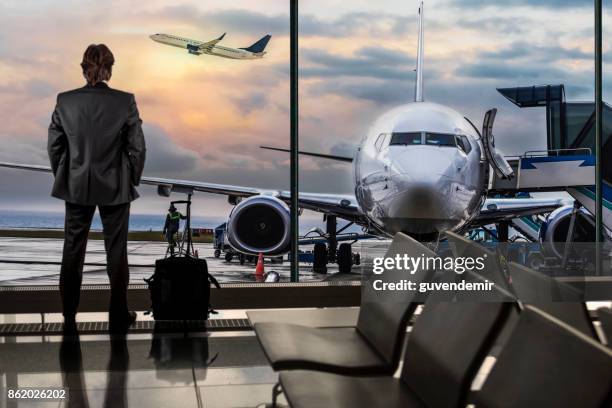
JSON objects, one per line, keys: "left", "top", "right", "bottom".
{"left": 0, "top": 330, "right": 287, "bottom": 408}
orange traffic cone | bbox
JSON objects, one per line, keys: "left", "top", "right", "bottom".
{"left": 255, "top": 253, "right": 265, "bottom": 276}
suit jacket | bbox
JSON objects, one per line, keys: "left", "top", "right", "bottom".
{"left": 47, "top": 82, "right": 146, "bottom": 205}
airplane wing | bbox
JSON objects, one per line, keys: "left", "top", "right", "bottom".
{"left": 277, "top": 191, "right": 364, "bottom": 223}
{"left": 469, "top": 197, "right": 570, "bottom": 227}
{"left": 0, "top": 162, "right": 367, "bottom": 224}
{"left": 196, "top": 32, "right": 226, "bottom": 53}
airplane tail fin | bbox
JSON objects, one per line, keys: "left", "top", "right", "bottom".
{"left": 240, "top": 35, "right": 272, "bottom": 53}
{"left": 415, "top": 1, "right": 424, "bottom": 102}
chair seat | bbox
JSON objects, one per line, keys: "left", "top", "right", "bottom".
{"left": 253, "top": 322, "right": 391, "bottom": 375}
{"left": 280, "top": 370, "right": 425, "bottom": 408}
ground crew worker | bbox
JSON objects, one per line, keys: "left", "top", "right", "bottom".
{"left": 163, "top": 204, "right": 186, "bottom": 255}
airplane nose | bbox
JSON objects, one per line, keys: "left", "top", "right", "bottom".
{"left": 389, "top": 174, "right": 450, "bottom": 217}
{"left": 387, "top": 147, "right": 457, "bottom": 181}
{"left": 383, "top": 147, "right": 466, "bottom": 234}
{"left": 384, "top": 174, "right": 461, "bottom": 235}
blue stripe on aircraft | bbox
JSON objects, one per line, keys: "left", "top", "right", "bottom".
{"left": 582, "top": 182, "right": 612, "bottom": 198}
{"left": 575, "top": 183, "right": 612, "bottom": 211}
{"left": 520, "top": 154, "right": 594, "bottom": 169}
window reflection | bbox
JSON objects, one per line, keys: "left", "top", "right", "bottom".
{"left": 390, "top": 132, "right": 422, "bottom": 145}
{"left": 425, "top": 133, "right": 457, "bottom": 147}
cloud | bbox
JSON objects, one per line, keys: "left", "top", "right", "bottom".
{"left": 355, "top": 47, "right": 414, "bottom": 66}
{"left": 455, "top": 62, "right": 570, "bottom": 80}
{"left": 447, "top": 0, "right": 591, "bottom": 8}
{"left": 161, "top": 6, "right": 289, "bottom": 36}
{"left": 330, "top": 142, "right": 357, "bottom": 158}
{"left": 309, "top": 79, "right": 410, "bottom": 105}
{"left": 0, "top": 137, "right": 48, "bottom": 164}
{"left": 301, "top": 47, "right": 416, "bottom": 80}
{"left": 459, "top": 16, "right": 533, "bottom": 35}
{"left": 0, "top": 0, "right": 605, "bottom": 218}
{"left": 25, "top": 79, "right": 56, "bottom": 98}
{"left": 141, "top": 124, "right": 200, "bottom": 174}
{"left": 230, "top": 92, "right": 269, "bottom": 115}
{"left": 0, "top": 79, "right": 56, "bottom": 99}
{"left": 152, "top": 7, "right": 416, "bottom": 38}
{"left": 480, "top": 41, "right": 593, "bottom": 62}
{"left": 301, "top": 12, "right": 416, "bottom": 37}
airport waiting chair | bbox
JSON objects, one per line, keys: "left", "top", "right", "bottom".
{"left": 475, "top": 305, "right": 612, "bottom": 408}
{"left": 278, "top": 298, "right": 515, "bottom": 408}
{"left": 253, "top": 232, "right": 437, "bottom": 376}
{"left": 445, "top": 231, "right": 598, "bottom": 339}
{"left": 444, "top": 231, "right": 514, "bottom": 292}
{"left": 507, "top": 260, "right": 598, "bottom": 339}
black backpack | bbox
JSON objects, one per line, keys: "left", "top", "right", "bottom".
{"left": 145, "top": 256, "right": 220, "bottom": 320}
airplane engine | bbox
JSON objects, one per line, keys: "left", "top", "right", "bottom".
{"left": 226, "top": 195, "right": 291, "bottom": 256}
{"left": 186, "top": 44, "right": 201, "bottom": 55}
{"left": 539, "top": 205, "right": 596, "bottom": 259}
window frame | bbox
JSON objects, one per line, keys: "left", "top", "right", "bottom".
{"left": 455, "top": 135, "right": 472, "bottom": 154}
{"left": 374, "top": 133, "right": 389, "bottom": 151}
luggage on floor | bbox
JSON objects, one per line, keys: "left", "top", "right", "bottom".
{"left": 146, "top": 256, "right": 220, "bottom": 320}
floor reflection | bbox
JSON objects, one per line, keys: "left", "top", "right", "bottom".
{"left": 1, "top": 326, "right": 280, "bottom": 407}
{"left": 60, "top": 333, "right": 130, "bottom": 408}
{"left": 148, "top": 324, "right": 217, "bottom": 384}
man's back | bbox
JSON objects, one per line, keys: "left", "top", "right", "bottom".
{"left": 48, "top": 82, "right": 146, "bottom": 206}
{"left": 51, "top": 43, "right": 143, "bottom": 331}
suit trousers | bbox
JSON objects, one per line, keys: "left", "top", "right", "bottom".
{"left": 60, "top": 202, "right": 131, "bottom": 317}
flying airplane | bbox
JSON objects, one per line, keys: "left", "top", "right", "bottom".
{"left": 0, "top": 2, "right": 571, "bottom": 272}
{"left": 150, "top": 32, "right": 271, "bottom": 60}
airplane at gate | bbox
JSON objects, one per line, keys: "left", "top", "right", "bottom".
{"left": 150, "top": 32, "right": 271, "bottom": 60}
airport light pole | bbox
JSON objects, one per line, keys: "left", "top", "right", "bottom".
{"left": 595, "top": 0, "right": 603, "bottom": 276}
{"left": 290, "top": 0, "right": 300, "bottom": 282}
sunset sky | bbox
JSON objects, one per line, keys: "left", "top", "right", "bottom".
{"left": 0, "top": 0, "right": 610, "bottom": 222}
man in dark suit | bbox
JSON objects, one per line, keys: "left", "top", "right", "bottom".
{"left": 48, "top": 44, "right": 146, "bottom": 331}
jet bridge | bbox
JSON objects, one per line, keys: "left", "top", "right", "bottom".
{"left": 490, "top": 151, "right": 595, "bottom": 192}
{"left": 490, "top": 84, "right": 611, "bottom": 230}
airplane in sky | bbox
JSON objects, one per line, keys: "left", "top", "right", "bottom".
{"left": 0, "top": 2, "right": 573, "bottom": 272}
{"left": 150, "top": 32, "right": 271, "bottom": 60}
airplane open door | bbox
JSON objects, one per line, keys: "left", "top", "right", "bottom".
{"left": 482, "top": 108, "right": 514, "bottom": 180}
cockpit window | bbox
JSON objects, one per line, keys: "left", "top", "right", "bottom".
{"left": 390, "top": 132, "right": 422, "bottom": 145}
{"left": 425, "top": 133, "right": 457, "bottom": 147}
{"left": 457, "top": 135, "right": 472, "bottom": 154}
{"left": 374, "top": 133, "right": 388, "bottom": 151}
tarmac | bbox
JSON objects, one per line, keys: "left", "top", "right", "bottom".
{"left": 0, "top": 237, "right": 382, "bottom": 285}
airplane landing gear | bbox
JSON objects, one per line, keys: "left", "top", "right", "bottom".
{"left": 311, "top": 215, "right": 363, "bottom": 274}
{"left": 338, "top": 243, "right": 352, "bottom": 274}
{"left": 313, "top": 242, "right": 328, "bottom": 274}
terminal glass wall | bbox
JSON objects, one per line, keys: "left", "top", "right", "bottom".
{"left": 0, "top": 1, "right": 290, "bottom": 285}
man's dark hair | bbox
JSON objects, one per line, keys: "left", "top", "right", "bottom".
{"left": 81, "top": 44, "right": 114, "bottom": 86}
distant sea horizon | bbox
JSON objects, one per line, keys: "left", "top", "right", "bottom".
{"left": 0, "top": 209, "right": 357, "bottom": 234}
{"left": 0, "top": 209, "right": 225, "bottom": 231}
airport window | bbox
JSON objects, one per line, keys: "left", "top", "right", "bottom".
{"left": 425, "top": 133, "right": 457, "bottom": 147}
{"left": 390, "top": 132, "right": 422, "bottom": 145}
